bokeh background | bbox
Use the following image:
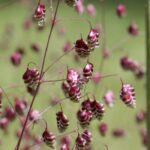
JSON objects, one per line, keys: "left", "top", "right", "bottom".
{"left": 0, "top": 0, "right": 147, "bottom": 150}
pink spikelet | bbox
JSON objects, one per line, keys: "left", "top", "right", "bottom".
{"left": 33, "top": 3, "right": 46, "bottom": 26}
{"left": 87, "top": 4, "right": 96, "bottom": 17}
{"left": 117, "top": 4, "right": 126, "bottom": 17}
{"left": 83, "top": 61, "right": 94, "bottom": 82}
{"left": 42, "top": 127, "right": 56, "bottom": 148}
{"left": 75, "top": 134, "right": 87, "bottom": 150}
{"left": 87, "top": 28, "right": 99, "bottom": 51}
{"left": 60, "top": 144, "right": 70, "bottom": 150}
{"left": 62, "top": 68, "right": 82, "bottom": 102}
{"left": 56, "top": 111, "right": 69, "bottom": 132}
{"left": 75, "top": 38, "right": 90, "bottom": 58}
{"left": 22, "top": 67, "right": 40, "bottom": 95}
{"left": 75, "top": 0, "right": 84, "bottom": 14}
{"left": 120, "top": 82, "right": 136, "bottom": 108}
{"left": 103, "top": 90, "right": 115, "bottom": 107}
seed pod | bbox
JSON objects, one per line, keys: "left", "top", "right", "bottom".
{"left": 65, "top": 0, "right": 77, "bottom": 7}
{"left": 10, "top": 51, "right": 22, "bottom": 66}
{"left": 29, "top": 110, "right": 41, "bottom": 123}
{"left": 81, "top": 99, "right": 93, "bottom": 111}
{"left": 14, "top": 97, "right": 28, "bottom": 116}
{"left": 136, "top": 110, "right": 147, "bottom": 123}
{"left": 61, "top": 135, "right": 71, "bottom": 145}
{"left": 140, "top": 128, "right": 147, "bottom": 147}
{"left": 4, "top": 106, "right": 16, "bottom": 121}
{"left": 42, "top": 129, "right": 56, "bottom": 148}
{"left": 67, "top": 69, "right": 79, "bottom": 86}
{"left": 120, "top": 84, "right": 136, "bottom": 108}
{"left": 87, "top": 4, "right": 96, "bottom": 17}
{"left": 33, "top": 3, "right": 46, "bottom": 26}
{"left": 60, "top": 144, "right": 70, "bottom": 150}
{"left": 68, "top": 85, "right": 81, "bottom": 102}
{"left": 62, "top": 81, "right": 71, "bottom": 96}
{"left": 87, "top": 28, "right": 99, "bottom": 51}
{"left": 91, "top": 100, "right": 105, "bottom": 120}
{"left": 99, "top": 122, "right": 108, "bottom": 136}
{"left": 75, "top": 0, "right": 84, "bottom": 14}
{"left": 82, "top": 129, "right": 93, "bottom": 145}
{"left": 128, "top": 22, "right": 139, "bottom": 36}
{"left": 56, "top": 111, "right": 69, "bottom": 132}
{"left": 117, "top": 4, "right": 126, "bottom": 17}
{"left": 75, "top": 38, "right": 90, "bottom": 58}
{"left": 75, "top": 134, "right": 87, "bottom": 150}
{"left": 23, "top": 67, "right": 40, "bottom": 95}
{"left": 83, "top": 62, "right": 94, "bottom": 82}
{"left": 77, "top": 109, "right": 93, "bottom": 127}
{"left": 23, "top": 68, "right": 40, "bottom": 85}
{"left": 0, "top": 117, "right": 9, "bottom": 130}
{"left": 103, "top": 90, "right": 115, "bottom": 107}
{"left": 120, "top": 56, "right": 145, "bottom": 78}
{"left": 112, "top": 128, "right": 127, "bottom": 137}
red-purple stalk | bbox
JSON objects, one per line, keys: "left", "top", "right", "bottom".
{"left": 15, "top": 0, "right": 61, "bottom": 149}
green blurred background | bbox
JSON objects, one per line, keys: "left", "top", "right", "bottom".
{"left": 0, "top": 0, "right": 147, "bottom": 150}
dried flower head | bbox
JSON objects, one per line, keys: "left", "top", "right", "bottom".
{"left": 75, "top": 38, "right": 90, "bottom": 58}
{"left": 42, "top": 128, "right": 56, "bottom": 148}
{"left": 87, "top": 29, "right": 99, "bottom": 51}
{"left": 120, "top": 83, "right": 136, "bottom": 108}
{"left": 99, "top": 122, "right": 108, "bottom": 136}
{"left": 33, "top": 3, "right": 46, "bottom": 26}
{"left": 117, "top": 4, "right": 126, "bottom": 17}
{"left": 56, "top": 111, "right": 69, "bottom": 132}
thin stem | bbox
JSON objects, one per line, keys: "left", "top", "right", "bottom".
{"left": 146, "top": 0, "right": 150, "bottom": 150}
{"left": 15, "top": 0, "right": 61, "bottom": 149}
{"left": 41, "top": 0, "right": 61, "bottom": 76}
{"left": 41, "top": 78, "right": 66, "bottom": 83}
{"left": 93, "top": 0, "right": 106, "bottom": 94}
{"left": 0, "top": 87, "right": 14, "bottom": 110}
{"left": 56, "top": 129, "right": 77, "bottom": 138}
{"left": 43, "top": 47, "right": 74, "bottom": 76}
{"left": 0, "top": 87, "right": 23, "bottom": 122}
{"left": 56, "top": 18, "right": 92, "bottom": 29}
{"left": 101, "top": 73, "right": 118, "bottom": 79}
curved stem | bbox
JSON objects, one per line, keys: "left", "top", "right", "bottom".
{"left": 15, "top": 0, "right": 61, "bottom": 149}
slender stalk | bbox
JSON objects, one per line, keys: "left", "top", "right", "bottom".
{"left": 93, "top": 0, "right": 106, "bottom": 94}
{"left": 43, "top": 47, "right": 74, "bottom": 75}
{"left": 15, "top": 0, "right": 61, "bottom": 149}
{"left": 146, "top": 0, "right": 150, "bottom": 149}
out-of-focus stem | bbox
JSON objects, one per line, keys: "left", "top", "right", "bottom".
{"left": 15, "top": 0, "right": 61, "bottom": 149}
{"left": 93, "top": 0, "right": 106, "bottom": 94}
{"left": 146, "top": 0, "right": 150, "bottom": 150}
